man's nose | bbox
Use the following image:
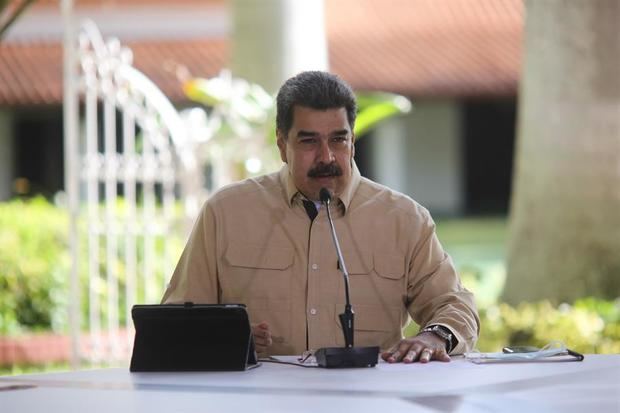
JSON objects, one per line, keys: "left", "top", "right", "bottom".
{"left": 317, "top": 140, "right": 335, "bottom": 163}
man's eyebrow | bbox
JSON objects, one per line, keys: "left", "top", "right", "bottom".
{"left": 296, "top": 130, "right": 319, "bottom": 138}
{"left": 330, "top": 129, "right": 349, "bottom": 136}
{"left": 295, "top": 129, "right": 350, "bottom": 138}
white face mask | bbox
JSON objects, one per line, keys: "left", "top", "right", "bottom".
{"left": 464, "top": 341, "right": 581, "bottom": 363}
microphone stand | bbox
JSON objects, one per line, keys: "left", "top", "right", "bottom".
{"left": 324, "top": 191, "right": 354, "bottom": 348}
{"left": 313, "top": 188, "right": 379, "bottom": 368}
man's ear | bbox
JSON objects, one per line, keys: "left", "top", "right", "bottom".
{"left": 276, "top": 130, "right": 288, "bottom": 163}
{"left": 351, "top": 133, "right": 356, "bottom": 159}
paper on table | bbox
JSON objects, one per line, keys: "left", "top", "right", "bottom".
{"left": 464, "top": 341, "right": 584, "bottom": 364}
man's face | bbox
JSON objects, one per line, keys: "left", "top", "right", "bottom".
{"left": 277, "top": 106, "right": 355, "bottom": 201}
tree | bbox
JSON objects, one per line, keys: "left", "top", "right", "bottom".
{"left": 504, "top": 0, "right": 620, "bottom": 304}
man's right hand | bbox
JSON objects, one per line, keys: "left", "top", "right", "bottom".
{"left": 251, "top": 321, "right": 272, "bottom": 355}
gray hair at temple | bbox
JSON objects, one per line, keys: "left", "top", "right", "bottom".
{"left": 276, "top": 71, "right": 357, "bottom": 137}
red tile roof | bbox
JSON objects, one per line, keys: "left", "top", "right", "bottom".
{"left": 34, "top": 0, "right": 220, "bottom": 6}
{"left": 0, "top": 39, "right": 227, "bottom": 107}
{"left": 128, "top": 38, "right": 228, "bottom": 103}
{"left": 0, "top": 42, "right": 62, "bottom": 106}
{"left": 0, "top": 0, "right": 523, "bottom": 106}
{"left": 328, "top": 0, "right": 523, "bottom": 97}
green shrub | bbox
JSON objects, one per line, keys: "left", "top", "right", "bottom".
{"left": 0, "top": 197, "right": 184, "bottom": 335}
{"left": 477, "top": 298, "right": 620, "bottom": 353}
{"left": 403, "top": 298, "right": 620, "bottom": 354}
{"left": 0, "top": 197, "right": 69, "bottom": 335}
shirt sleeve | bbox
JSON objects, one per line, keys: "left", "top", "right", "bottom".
{"left": 405, "top": 209, "right": 480, "bottom": 354}
{"left": 161, "top": 201, "right": 219, "bottom": 304}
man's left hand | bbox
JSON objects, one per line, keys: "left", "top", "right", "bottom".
{"left": 381, "top": 332, "right": 451, "bottom": 364}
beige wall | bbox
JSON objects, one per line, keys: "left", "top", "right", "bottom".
{"left": 370, "top": 100, "right": 464, "bottom": 216}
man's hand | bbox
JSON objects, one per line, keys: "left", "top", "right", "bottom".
{"left": 251, "top": 321, "right": 272, "bottom": 355}
{"left": 381, "top": 332, "right": 451, "bottom": 364}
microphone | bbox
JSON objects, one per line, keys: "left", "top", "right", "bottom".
{"left": 313, "top": 188, "right": 379, "bottom": 368}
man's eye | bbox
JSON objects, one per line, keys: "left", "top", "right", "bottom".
{"left": 300, "top": 138, "right": 317, "bottom": 145}
{"left": 332, "top": 136, "right": 348, "bottom": 143}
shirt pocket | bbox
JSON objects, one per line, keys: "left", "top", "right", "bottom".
{"left": 342, "top": 250, "right": 405, "bottom": 306}
{"left": 373, "top": 252, "right": 406, "bottom": 281}
{"left": 344, "top": 250, "right": 373, "bottom": 275}
{"left": 222, "top": 244, "right": 295, "bottom": 355}
{"left": 334, "top": 304, "right": 402, "bottom": 350}
{"left": 222, "top": 243, "right": 294, "bottom": 299}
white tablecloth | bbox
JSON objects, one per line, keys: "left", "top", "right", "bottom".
{"left": 1, "top": 354, "right": 618, "bottom": 412}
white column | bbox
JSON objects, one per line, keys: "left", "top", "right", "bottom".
{"left": 231, "top": 0, "right": 328, "bottom": 93}
{"left": 62, "top": 0, "right": 81, "bottom": 369}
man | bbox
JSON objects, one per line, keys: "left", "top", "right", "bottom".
{"left": 162, "top": 71, "right": 479, "bottom": 363}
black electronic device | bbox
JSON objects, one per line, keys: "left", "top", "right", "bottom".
{"left": 314, "top": 188, "right": 380, "bottom": 368}
{"left": 130, "top": 303, "right": 257, "bottom": 372}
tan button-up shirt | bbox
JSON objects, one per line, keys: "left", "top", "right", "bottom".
{"left": 162, "top": 163, "right": 479, "bottom": 355}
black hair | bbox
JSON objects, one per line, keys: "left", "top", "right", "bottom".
{"left": 276, "top": 71, "right": 357, "bottom": 136}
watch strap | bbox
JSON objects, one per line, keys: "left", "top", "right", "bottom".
{"left": 419, "top": 325, "right": 455, "bottom": 353}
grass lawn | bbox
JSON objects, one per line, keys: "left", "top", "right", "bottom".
{"left": 436, "top": 216, "right": 508, "bottom": 308}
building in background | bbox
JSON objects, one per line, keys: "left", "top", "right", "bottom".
{"left": 0, "top": 0, "right": 522, "bottom": 216}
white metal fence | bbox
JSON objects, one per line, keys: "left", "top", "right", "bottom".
{"left": 64, "top": 19, "right": 202, "bottom": 365}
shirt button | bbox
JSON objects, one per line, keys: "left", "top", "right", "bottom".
{"left": 311, "top": 263, "right": 319, "bottom": 270}
{"left": 310, "top": 308, "right": 317, "bottom": 315}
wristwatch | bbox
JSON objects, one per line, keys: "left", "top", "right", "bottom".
{"left": 419, "top": 325, "right": 454, "bottom": 353}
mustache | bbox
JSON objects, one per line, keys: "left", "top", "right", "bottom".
{"left": 307, "top": 163, "right": 343, "bottom": 178}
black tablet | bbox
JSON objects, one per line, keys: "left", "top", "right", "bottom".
{"left": 130, "top": 303, "right": 258, "bottom": 372}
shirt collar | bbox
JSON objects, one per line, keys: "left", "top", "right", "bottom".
{"left": 279, "top": 160, "right": 361, "bottom": 214}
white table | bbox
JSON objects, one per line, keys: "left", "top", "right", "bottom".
{"left": 1, "top": 355, "right": 619, "bottom": 412}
